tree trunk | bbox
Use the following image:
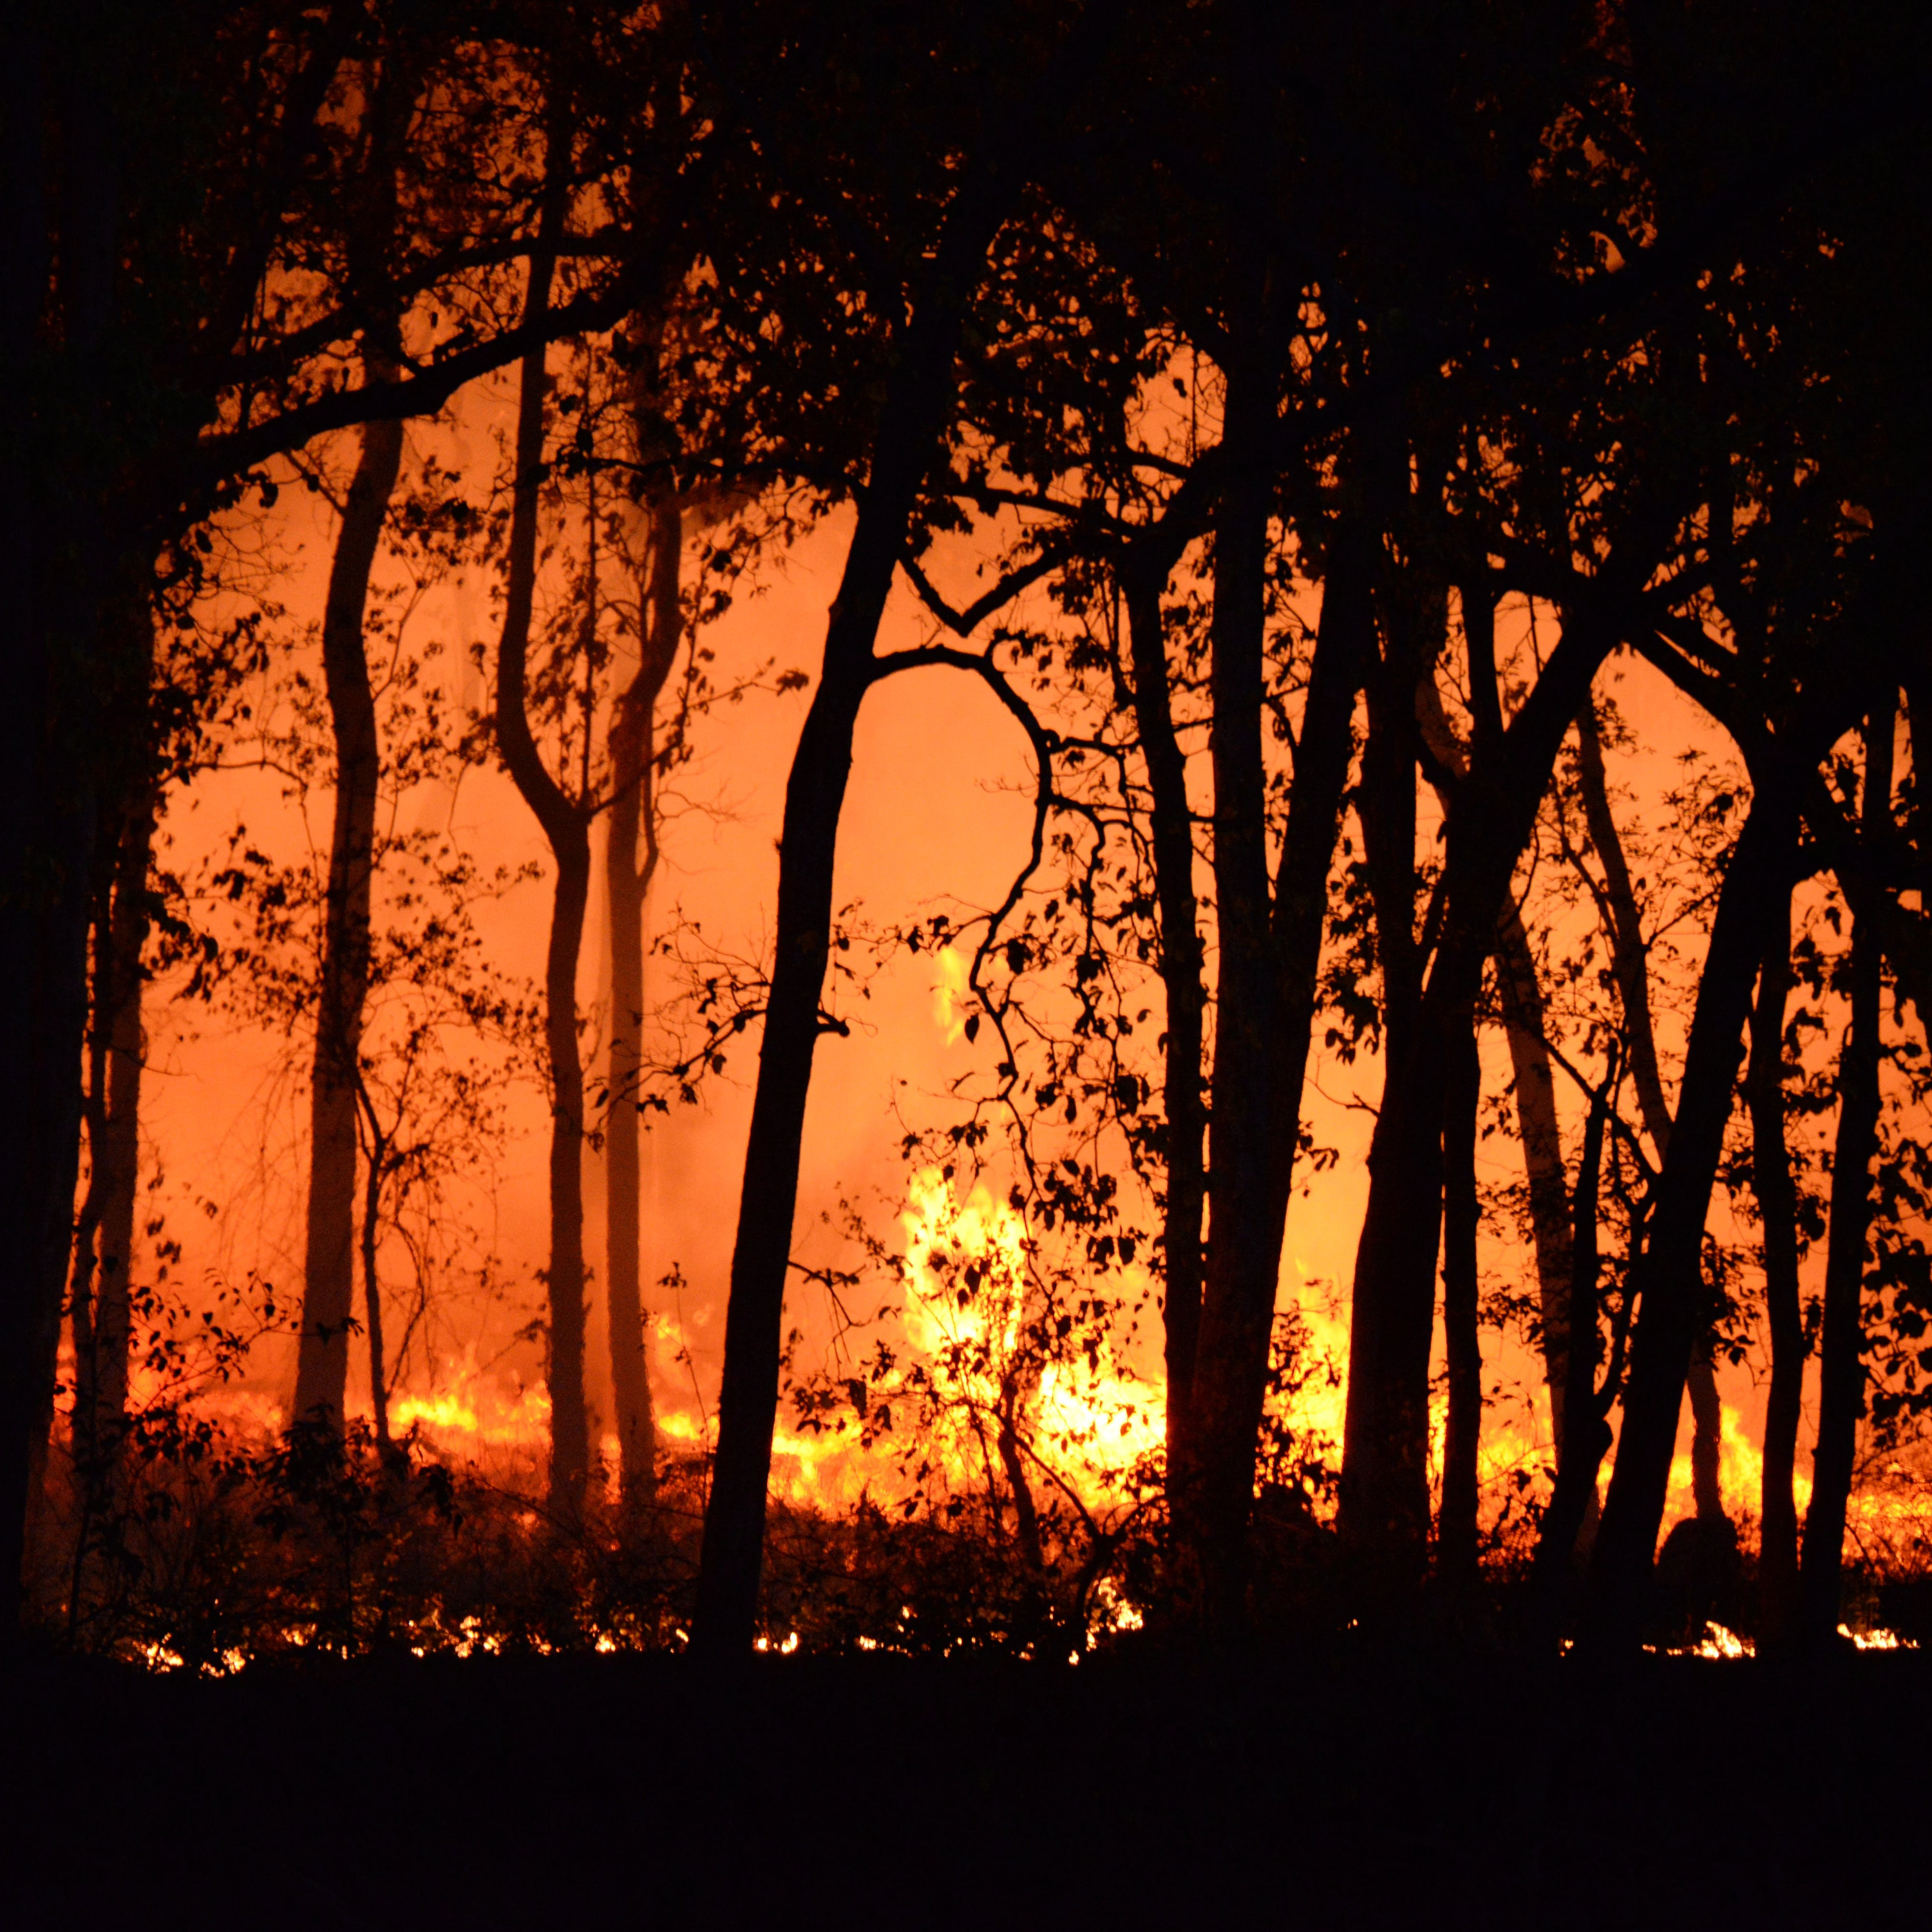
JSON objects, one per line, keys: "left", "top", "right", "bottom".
{"left": 1535, "top": 1063, "right": 1615, "bottom": 1596}
{"left": 1575, "top": 705, "right": 1672, "bottom": 1146}
{"left": 1576, "top": 703, "right": 1730, "bottom": 1528}
{"left": 1417, "top": 623, "right": 1575, "bottom": 1501}
{"left": 1338, "top": 614, "right": 1615, "bottom": 1573}
{"left": 996, "top": 1403, "right": 1044, "bottom": 1572}
{"left": 1153, "top": 510, "right": 1366, "bottom": 1615}
{"left": 1582, "top": 761, "right": 1807, "bottom": 1650}
{"left": 1121, "top": 570, "right": 1206, "bottom": 1480}
{"left": 540, "top": 840, "right": 593, "bottom": 1513}
{"left": 1237, "top": 527, "right": 1368, "bottom": 1562}
{"left": 1686, "top": 1335, "right": 1725, "bottom": 1522}
{"left": 74, "top": 779, "right": 154, "bottom": 1455}
{"left": 68, "top": 902, "right": 113, "bottom": 1468}
{"left": 605, "top": 494, "right": 681, "bottom": 1508}
{"left": 1337, "top": 566, "right": 1436, "bottom": 1576}
{"left": 691, "top": 598, "right": 900, "bottom": 1645}
{"left": 1799, "top": 700, "right": 1895, "bottom": 1644}
{"left": 691, "top": 173, "right": 1012, "bottom": 1654}
{"left": 1260, "top": 538, "right": 1372, "bottom": 1250}
{"left": 1438, "top": 1014, "right": 1483, "bottom": 1580}
{"left": 1492, "top": 902, "right": 1577, "bottom": 1446}
{"left": 487, "top": 146, "right": 606, "bottom": 1515}
{"left": 1182, "top": 312, "right": 1280, "bottom": 1629}
{"left": 2, "top": 699, "right": 96, "bottom": 1639}
{"left": 1748, "top": 913, "right": 1802, "bottom": 1646}
{"left": 0, "top": 33, "right": 127, "bottom": 1640}
{"left": 359, "top": 1132, "right": 393, "bottom": 1455}
{"left": 291, "top": 388, "right": 404, "bottom": 1428}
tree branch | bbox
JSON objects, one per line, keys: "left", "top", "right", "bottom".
{"left": 896, "top": 547, "right": 1064, "bottom": 636}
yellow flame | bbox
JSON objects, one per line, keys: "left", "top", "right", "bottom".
{"left": 932, "top": 945, "right": 971, "bottom": 1045}
{"left": 1662, "top": 1401, "right": 1764, "bottom": 1530}
{"left": 756, "top": 1167, "right": 1166, "bottom": 1514}
{"left": 388, "top": 1379, "right": 551, "bottom": 1452}
{"left": 903, "top": 1166, "right": 1162, "bottom": 1508}
{"left": 1840, "top": 1624, "right": 1918, "bottom": 1651}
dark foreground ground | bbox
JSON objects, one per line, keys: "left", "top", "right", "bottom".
{"left": 3, "top": 1642, "right": 1926, "bottom": 1929}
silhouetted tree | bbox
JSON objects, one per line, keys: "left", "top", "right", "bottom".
{"left": 692, "top": 0, "right": 1132, "bottom": 1652}
{"left": 1801, "top": 701, "right": 1897, "bottom": 1643}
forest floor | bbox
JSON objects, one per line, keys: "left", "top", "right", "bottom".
{"left": 4, "top": 1642, "right": 1926, "bottom": 1929}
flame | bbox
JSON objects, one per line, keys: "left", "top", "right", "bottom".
{"left": 1428, "top": 1394, "right": 1554, "bottom": 1511}
{"left": 89, "top": 1200, "right": 1932, "bottom": 1587}
{"left": 932, "top": 945, "right": 971, "bottom": 1045}
{"left": 898, "top": 1164, "right": 1035, "bottom": 1397}
{"left": 1658, "top": 1403, "right": 1932, "bottom": 1561}
{"left": 1681, "top": 1622, "right": 1752, "bottom": 1660}
{"left": 1839, "top": 1624, "right": 1918, "bottom": 1651}
{"left": 759, "top": 1166, "right": 1165, "bottom": 1515}
{"left": 1647, "top": 1622, "right": 1920, "bottom": 1659}
{"left": 1662, "top": 1401, "right": 1764, "bottom": 1530}
{"left": 388, "top": 1376, "right": 551, "bottom": 1454}
{"left": 900, "top": 1166, "right": 1162, "bottom": 1509}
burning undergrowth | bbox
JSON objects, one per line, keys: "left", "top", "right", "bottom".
{"left": 26, "top": 1172, "right": 1932, "bottom": 1668}
{"left": 24, "top": 1400, "right": 1932, "bottom": 1669}
{"left": 26, "top": 1416, "right": 1167, "bottom": 1671}
{"left": 23, "top": 1205, "right": 1345, "bottom": 1670}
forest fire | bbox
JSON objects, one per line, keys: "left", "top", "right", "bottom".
{"left": 14, "top": 15, "right": 1932, "bottom": 1926}
{"left": 9, "top": 0, "right": 1932, "bottom": 1810}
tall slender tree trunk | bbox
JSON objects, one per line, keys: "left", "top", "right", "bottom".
{"left": 68, "top": 907, "right": 113, "bottom": 1461}
{"left": 690, "top": 165, "right": 1019, "bottom": 1654}
{"left": 1183, "top": 289, "right": 1281, "bottom": 1627}
{"left": 1122, "top": 570, "right": 1206, "bottom": 1479}
{"left": 3, "top": 46, "right": 124, "bottom": 1636}
{"left": 538, "top": 840, "right": 593, "bottom": 1513}
{"left": 291, "top": 384, "right": 404, "bottom": 1428}
{"left": 605, "top": 495, "right": 681, "bottom": 1507}
{"left": 64, "top": 811, "right": 164, "bottom": 1642}
{"left": 1135, "top": 506, "right": 1365, "bottom": 1607}
{"left": 691, "top": 576, "right": 911, "bottom": 1645}
{"left": 1187, "top": 519, "right": 1367, "bottom": 1599}
{"left": 491, "top": 207, "right": 600, "bottom": 1511}
{"left": 1575, "top": 703, "right": 1730, "bottom": 1527}
{"left": 1338, "top": 567, "right": 1435, "bottom": 1574}
{"left": 1575, "top": 705, "right": 1672, "bottom": 1143}
{"left": 1535, "top": 1063, "right": 1615, "bottom": 1596}
{"left": 1439, "top": 1016, "right": 1482, "bottom": 1580}
{"left": 359, "top": 1132, "right": 393, "bottom": 1455}
{"left": 686, "top": 0, "right": 1127, "bottom": 1656}
{"left": 1260, "top": 537, "right": 1372, "bottom": 1253}
{"left": 1338, "top": 614, "right": 1614, "bottom": 1573}
{"left": 1800, "top": 700, "right": 1895, "bottom": 1644}
{"left": 93, "top": 796, "right": 149, "bottom": 1439}
{"left": 74, "top": 777, "right": 154, "bottom": 1454}
{"left": 1685, "top": 1338, "right": 1726, "bottom": 1522}
{"left": 1493, "top": 904, "right": 1577, "bottom": 1445}
{"left": 1748, "top": 909, "right": 1802, "bottom": 1647}
{"left": 1582, "top": 760, "right": 1808, "bottom": 1649}
{"left": 1417, "top": 620, "right": 1573, "bottom": 1533}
